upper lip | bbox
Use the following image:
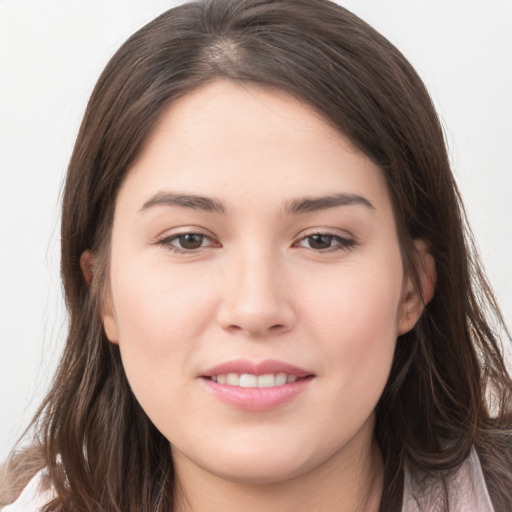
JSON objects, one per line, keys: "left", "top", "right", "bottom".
{"left": 201, "top": 359, "right": 313, "bottom": 378}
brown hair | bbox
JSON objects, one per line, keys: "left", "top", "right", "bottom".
{"left": 2, "top": 1, "right": 511, "bottom": 510}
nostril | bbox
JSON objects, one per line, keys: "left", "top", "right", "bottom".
{"left": 224, "top": 323, "right": 286, "bottom": 336}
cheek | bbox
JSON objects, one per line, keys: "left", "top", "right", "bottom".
{"left": 300, "top": 261, "right": 402, "bottom": 386}
{"left": 112, "top": 258, "right": 215, "bottom": 349}
{"left": 108, "top": 257, "right": 218, "bottom": 408}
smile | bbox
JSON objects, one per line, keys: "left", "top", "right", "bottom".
{"left": 201, "top": 360, "right": 314, "bottom": 411}
{"left": 210, "top": 373, "right": 299, "bottom": 388}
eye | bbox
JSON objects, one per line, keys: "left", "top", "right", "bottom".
{"left": 156, "top": 232, "right": 218, "bottom": 253}
{"left": 174, "top": 233, "right": 208, "bottom": 250}
{"left": 295, "top": 233, "right": 356, "bottom": 251}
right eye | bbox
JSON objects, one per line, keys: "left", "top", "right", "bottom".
{"left": 156, "top": 232, "right": 218, "bottom": 253}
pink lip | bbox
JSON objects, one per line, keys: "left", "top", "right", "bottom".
{"left": 201, "top": 359, "right": 313, "bottom": 378}
{"left": 200, "top": 359, "right": 314, "bottom": 412}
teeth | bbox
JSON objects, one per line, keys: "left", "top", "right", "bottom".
{"left": 211, "top": 372, "right": 299, "bottom": 388}
{"left": 275, "top": 373, "right": 287, "bottom": 386}
{"left": 257, "top": 374, "right": 275, "bottom": 388}
{"left": 226, "top": 373, "right": 240, "bottom": 386}
{"left": 240, "top": 374, "right": 257, "bottom": 387}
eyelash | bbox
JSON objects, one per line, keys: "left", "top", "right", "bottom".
{"left": 155, "top": 231, "right": 357, "bottom": 254}
{"left": 156, "top": 232, "right": 218, "bottom": 254}
{"left": 293, "top": 233, "right": 357, "bottom": 252}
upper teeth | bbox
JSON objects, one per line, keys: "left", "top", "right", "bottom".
{"left": 212, "top": 373, "right": 298, "bottom": 388}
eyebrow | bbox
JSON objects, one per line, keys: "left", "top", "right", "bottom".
{"left": 284, "top": 193, "right": 375, "bottom": 214}
{"left": 140, "top": 191, "right": 227, "bottom": 214}
{"left": 139, "top": 191, "right": 374, "bottom": 215}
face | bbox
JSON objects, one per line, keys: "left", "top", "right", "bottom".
{"left": 100, "top": 80, "right": 427, "bottom": 485}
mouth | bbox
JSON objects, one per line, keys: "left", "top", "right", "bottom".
{"left": 204, "top": 373, "right": 310, "bottom": 388}
{"left": 200, "top": 359, "right": 315, "bottom": 411}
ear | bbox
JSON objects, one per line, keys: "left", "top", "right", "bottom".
{"left": 101, "top": 295, "right": 120, "bottom": 345}
{"left": 397, "top": 239, "right": 437, "bottom": 335}
{"left": 80, "top": 250, "right": 119, "bottom": 344}
{"left": 79, "top": 250, "right": 94, "bottom": 287}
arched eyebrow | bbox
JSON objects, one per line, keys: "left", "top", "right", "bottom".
{"left": 139, "top": 191, "right": 374, "bottom": 215}
{"left": 140, "top": 191, "right": 227, "bottom": 214}
{"left": 284, "top": 193, "right": 375, "bottom": 214}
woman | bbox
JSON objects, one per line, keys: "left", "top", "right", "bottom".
{"left": 1, "top": 0, "right": 511, "bottom": 510}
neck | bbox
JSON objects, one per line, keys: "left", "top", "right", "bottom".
{"left": 172, "top": 433, "right": 384, "bottom": 512}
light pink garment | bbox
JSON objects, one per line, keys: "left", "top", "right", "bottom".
{"left": 2, "top": 470, "right": 53, "bottom": 512}
{"left": 3, "top": 448, "right": 495, "bottom": 511}
{"left": 402, "top": 447, "right": 495, "bottom": 511}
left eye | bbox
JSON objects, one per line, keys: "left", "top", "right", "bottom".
{"left": 296, "top": 234, "right": 354, "bottom": 251}
{"left": 159, "top": 233, "right": 215, "bottom": 252}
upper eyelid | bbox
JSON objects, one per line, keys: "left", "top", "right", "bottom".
{"left": 294, "top": 234, "right": 356, "bottom": 247}
{"left": 293, "top": 227, "right": 356, "bottom": 241}
{"left": 155, "top": 232, "right": 220, "bottom": 254}
{"left": 158, "top": 232, "right": 217, "bottom": 245}
{"left": 153, "top": 226, "right": 217, "bottom": 241}
{"left": 152, "top": 227, "right": 356, "bottom": 245}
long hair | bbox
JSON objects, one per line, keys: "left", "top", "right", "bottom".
{"left": 2, "top": 1, "right": 511, "bottom": 510}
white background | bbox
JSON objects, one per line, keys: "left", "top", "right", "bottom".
{"left": 1, "top": 0, "right": 511, "bottom": 462}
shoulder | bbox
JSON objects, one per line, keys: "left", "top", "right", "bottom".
{"left": 403, "top": 447, "right": 495, "bottom": 512}
{"left": 476, "top": 424, "right": 512, "bottom": 512}
{"left": 1, "top": 469, "right": 54, "bottom": 512}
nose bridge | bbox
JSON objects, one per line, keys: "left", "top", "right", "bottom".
{"left": 218, "top": 241, "right": 294, "bottom": 335}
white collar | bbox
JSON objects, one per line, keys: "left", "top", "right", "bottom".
{"left": 402, "top": 447, "right": 495, "bottom": 511}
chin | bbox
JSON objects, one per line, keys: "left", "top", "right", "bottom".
{"left": 193, "top": 440, "right": 325, "bottom": 485}
{"left": 211, "top": 460, "right": 311, "bottom": 486}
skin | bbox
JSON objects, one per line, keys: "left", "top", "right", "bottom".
{"left": 95, "top": 80, "right": 433, "bottom": 512}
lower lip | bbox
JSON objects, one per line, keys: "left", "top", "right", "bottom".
{"left": 201, "top": 377, "right": 313, "bottom": 411}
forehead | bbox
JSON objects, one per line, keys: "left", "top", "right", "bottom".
{"left": 119, "top": 80, "right": 393, "bottom": 216}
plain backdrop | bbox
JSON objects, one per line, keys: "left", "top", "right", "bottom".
{"left": 1, "top": 0, "right": 511, "bottom": 462}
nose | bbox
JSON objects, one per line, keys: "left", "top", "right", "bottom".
{"left": 216, "top": 248, "right": 296, "bottom": 337}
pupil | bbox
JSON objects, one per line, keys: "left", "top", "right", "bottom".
{"left": 180, "top": 234, "right": 203, "bottom": 249}
{"left": 309, "top": 235, "right": 332, "bottom": 249}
